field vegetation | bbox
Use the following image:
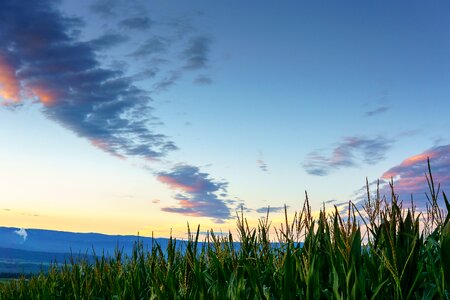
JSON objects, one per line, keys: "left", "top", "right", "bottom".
{"left": 0, "top": 160, "right": 449, "bottom": 299}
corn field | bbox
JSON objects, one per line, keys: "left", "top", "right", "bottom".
{"left": 1, "top": 161, "right": 449, "bottom": 299}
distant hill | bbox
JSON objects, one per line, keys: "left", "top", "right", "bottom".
{"left": 0, "top": 227, "right": 175, "bottom": 275}
{"left": 0, "top": 227, "right": 170, "bottom": 255}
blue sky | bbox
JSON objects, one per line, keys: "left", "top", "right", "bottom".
{"left": 1, "top": 0, "right": 449, "bottom": 237}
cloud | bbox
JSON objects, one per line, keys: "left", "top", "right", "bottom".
{"left": 193, "top": 75, "right": 212, "bottom": 85}
{"left": 349, "top": 145, "right": 450, "bottom": 213}
{"left": 147, "top": 35, "right": 212, "bottom": 91}
{"left": 0, "top": 55, "right": 20, "bottom": 103}
{"left": 153, "top": 71, "right": 181, "bottom": 92}
{"left": 0, "top": 0, "right": 176, "bottom": 160}
{"left": 257, "top": 159, "right": 268, "bottom": 172}
{"left": 303, "top": 136, "right": 393, "bottom": 176}
{"left": 130, "top": 36, "right": 170, "bottom": 58}
{"left": 157, "top": 165, "right": 232, "bottom": 223}
{"left": 89, "top": 33, "right": 129, "bottom": 50}
{"left": 365, "top": 106, "right": 389, "bottom": 117}
{"left": 129, "top": 68, "right": 158, "bottom": 81}
{"left": 255, "top": 206, "right": 286, "bottom": 214}
{"left": 323, "top": 199, "right": 337, "bottom": 204}
{"left": 14, "top": 228, "right": 27, "bottom": 241}
{"left": 181, "top": 36, "right": 211, "bottom": 70}
{"left": 119, "top": 16, "right": 153, "bottom": 30}
{"left": 90, "top": 0, "right": 119, "bottom": 18}
{"left": 380, "top": 145, "right": 450, "bottom": 204}
{"left": 0, "top": 1, "right": 236, "bottom": 222}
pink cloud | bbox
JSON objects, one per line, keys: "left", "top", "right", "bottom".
{"left": 379, "top": 145, "right": 450, "bottom": 206}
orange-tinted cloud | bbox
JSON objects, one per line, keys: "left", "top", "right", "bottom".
{"left": 382, "top": 148, "right": 446, "bottom": 180}
{"left": 28, "top": 85, "right": 57, "bottom": 106}
{"left": 0, "top": 55, "right": 20, "bottom": 103}
{"left": 378, "top": 145, "right": 450, "bottom": 207}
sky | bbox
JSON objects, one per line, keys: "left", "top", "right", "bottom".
{"left": 1, "top": 0, "right": 450, "bottom": 238}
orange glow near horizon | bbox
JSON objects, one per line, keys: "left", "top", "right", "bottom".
{"left": 0, "top": 56, "right": 20, "bottom": 103}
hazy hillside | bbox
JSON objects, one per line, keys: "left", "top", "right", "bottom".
{"left": 0, "top": 227, "right": 169, "bottom": 255}
{"left": 0, "top": 227, "right": 173, "bottom": 274}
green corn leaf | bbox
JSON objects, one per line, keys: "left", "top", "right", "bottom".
{"left": 369, "top": 279, "right": 388, "bottom": 300}
{"left": 441, "top": 221, "right": 450, "bottom": 289}
{"left": 443, "top": 192, "right": 450, "bottom": 226}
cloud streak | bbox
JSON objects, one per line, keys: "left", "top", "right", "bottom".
{"left": 182, "top": 36, "right": 211, "bottom": 70}
{"left": 255, "top": 206, "right": 286, "bottom": 214}
{"left": 89, "top": 33, "right": 129, "bottom": 50}
{"left": 119, "top": 16, "right": 153, "bottom": 31}
{"left": 257, "top": 159, "right": 268, "bottom": 172}
{"left": 365, "top": 106, "right": 389, "bottom": 117}
{"left": 0, "top": 0, "right": 176, "bottom": 160}
{"left": 157, "top": 165, "right": 232, "bottom": 223}
{"left": 130, "top": 36, "right": 170, "bottom": 58}
{"left": 303, "top": 136, "right": 393, "bottom": 176}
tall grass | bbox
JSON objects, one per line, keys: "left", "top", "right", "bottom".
{"left": 1, "top": 160, "right": 449, "bottom": 299}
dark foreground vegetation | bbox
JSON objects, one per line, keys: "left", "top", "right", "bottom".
{"left": 1, "top": 162, "right": 449, "bottom": 299}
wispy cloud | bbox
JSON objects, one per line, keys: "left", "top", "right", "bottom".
{"left": 150, "top": 35, "right": 212, "bottom": 91}
{"left": 89, "top": 0, "right": 119, "bottom": 18}
{"left": 14, "top": 228, "right": 28, "bottom": 242}
{"left": 119, "top": 16, "right": 153, "bottom": 31}
{"left": 130, "top": 36, "right": 170, "bottom": 58}
{"left": 129, "top": 68, "right": 158, "bottom": 81}
{"left": 157, "top": 165, "right": 232, "bottom": 223}
{"left": 89, "top": 33, "right": 129, "bottom": 50}
{"left": 324, "top": 199, "right": 337, "bottom": 204}
{"left": 0, "top": 0, "right": 176, "bottom": 160}
{"left": 193, "top": 75, "right": 212, "bottom": 85}
{"left": 153, "top": 71, "right": 181, "bottom": 93}
{"left": 257, "top": 159, "right": 268, "bottom": 172}
{"left": 182, "top": 36, "right": 211, "bottom": 70}
{"left": 365, "top": 106, "right": 389, "bottom": 117}
{"left": 363, "top": 89, "right": 390, "bottom": 117}
{"left": 257, "top": 151, "right": 268, "bottom": 172}
{"left": 255, "top": 206, "right": 286, "bottom": 214}
{"left": 303, "top": 136, "right": 393, "bottom": 176}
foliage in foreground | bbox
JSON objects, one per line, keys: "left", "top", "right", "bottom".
{"left": 1, "top": 161, "right": 450, "bottom": 299}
